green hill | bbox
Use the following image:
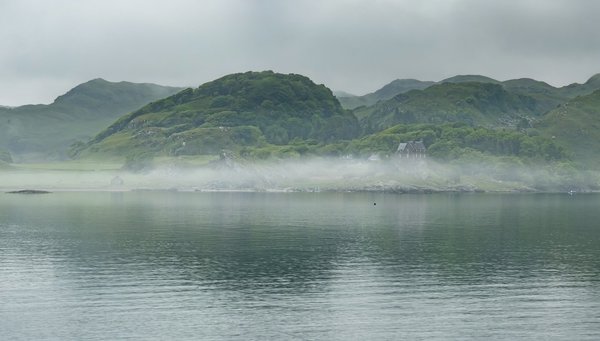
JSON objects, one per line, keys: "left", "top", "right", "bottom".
{"left": 339, "top": 74, "right": 600, "bottom": 114}
{"left": 502, "top": 78, "right": 568, "bottom": 114}
{"left": 536, "top": 90, "right": 600, "bottom": 166}
{"left": 559, "top": 74, "right": 600, "bottom": 98}
{"left": 337, "top": 79, "right": 435, "bottom": 109}
{"left": 442, "top": 74, "right": 600, "bottom": 113}
{"left": 356, "top": 82, "right": 538, "bottom": 133}
{"left": 75, "top": 71, "right": 360, "bottom": 160}
{"left": 0, "top": 79, "right": 183, "bottom": 161}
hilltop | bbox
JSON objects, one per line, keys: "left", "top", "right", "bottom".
{"left": 74, "top": 71, "right": 359, "bottom": 160}
{"left": 337, "top": 79, "right": 435, "bottom": 109}
{"left": 337, "top": 74, "right": 600, "bottom": 114}
{"left": 0, "top": 79, "right": 183, "bottom": 161}
{"left": 356, "top": 82, "right": 537, "bottom": 133}
{"left": 440, "top": 75, "right": 502, "bottom": 84}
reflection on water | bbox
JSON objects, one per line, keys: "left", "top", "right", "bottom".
{"left": 1, "top": 192, "right": 600, "bottom": 340}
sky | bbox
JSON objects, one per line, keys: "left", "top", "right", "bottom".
{"left": 1, "top": 0, "right": 599, "bottom": 106}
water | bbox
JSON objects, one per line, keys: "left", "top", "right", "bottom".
{"left": 1, "top": 191, "right": 599, "bottom": 340}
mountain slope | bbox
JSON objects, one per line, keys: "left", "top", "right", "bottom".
{"left": 442, "top": 74, "right": 600, "bottom": 112}
{"left": 337, "top": 79, "right": 435, "bottom": 109}
{"left": 502, "top": 78, "right": 569, "bottom": 114}
{"left": 338, "top": 73, "right": 600, "bottom": 114}
{"left": 536, "top": 90, "right": 600, "bottom": 166}
{"left": 559, "top": 73, "right": 600, "bottom": 98}
{"left": 76, "top": 71, "right": 360, "bottom": 159}
{"left": 356, "top": 82, "right": 538, "bottom": 133}
{"left": 0, "top": 79, "right": 183, "bottom": 161}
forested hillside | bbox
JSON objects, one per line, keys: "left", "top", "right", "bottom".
{"left": 74, "top": 71, "right": 359, "bottom": 159}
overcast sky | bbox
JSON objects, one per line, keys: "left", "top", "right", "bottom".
{"left": 1, "top": 0, "right": 599, "bottom": 106}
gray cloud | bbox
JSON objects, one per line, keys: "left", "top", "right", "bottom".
{"left": 1, "top": 0, "right": 599, "bottom": 105}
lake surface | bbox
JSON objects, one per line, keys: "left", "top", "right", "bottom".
{"left": 1, "top": 191, "right": 600, "bottom": 340}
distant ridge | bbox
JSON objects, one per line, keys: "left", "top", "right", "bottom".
{"left": 0, "top": 79, "right": 183, "bottom": 161}
{"left": 336, "top": 73, "right": 600, "bottom": 114}
{"left": 355, "top": 82, "right": 537, "bottom": 132}
{"left": 337, "top": 79, "right": 435, "bottom": 109}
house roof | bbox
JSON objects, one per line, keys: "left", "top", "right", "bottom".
{"left": 396, "top": 140, "right": 426, "bottom": 153}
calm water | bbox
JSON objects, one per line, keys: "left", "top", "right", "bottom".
{"left": 1, "top": 191, "right": 600, "bottom": 340}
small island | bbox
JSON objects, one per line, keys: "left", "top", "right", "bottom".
{"left": 7, "top": 190, "right": 51, "bottom": 194}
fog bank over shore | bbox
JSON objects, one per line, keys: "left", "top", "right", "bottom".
{"left": 1, "top": 158, "right": 597, "bottom": 193}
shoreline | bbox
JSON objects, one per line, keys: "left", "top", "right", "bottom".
{"left": 1, "top": 186, "right": 595, "bottom": 195}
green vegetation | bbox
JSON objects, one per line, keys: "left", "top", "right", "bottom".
{"left": 440, "top": 74, "right": 600, "bottom": 113}
{"left": 356, "top": 82, "right": 538, "bottom": 133}
{"left": 337, "top": 79, "right": 435, "bottom": 109}
{"left": 347, "top": 123, "right": 567, "bottom": 161}
{"left": 440, "top": 73, "right": 600, "bottom": 98}
{"left": 75, "top": 71, "right": 360, "bottom": 160}
{"left": 10, "top": 160, "right": 123, "bottom": 171}
{"left": 559, "top": 73, "right": 600, "bottom": 98}
{"left": 345, "top": 73, "right": 600, "bottom": 122}
{"left": 68, "top": 71, "right": 600, "bottom": 173}
{"left": 501, "top": 78, "right": 569, "bottom": 114}
{"left": 536, "top": 90, "right": 600, "bottom": 167}
{"left": 4, "top": 71, "right": 600, "bottom": 184}
{"left": 0, "top": 78, "right": 182, "bottom": 162}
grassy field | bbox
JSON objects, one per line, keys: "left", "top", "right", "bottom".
{"left": 8, "top": 154, "right": 220, "bottom": 172}
{"left": 11, "top": 160, "right": 124, "bottom": 171}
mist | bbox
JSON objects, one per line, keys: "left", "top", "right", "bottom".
{"left": 1, "top": 158, "right": 598, "bottom": 193}
{"left": 3, "top": 0, "right": 600, "bottom": 105}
